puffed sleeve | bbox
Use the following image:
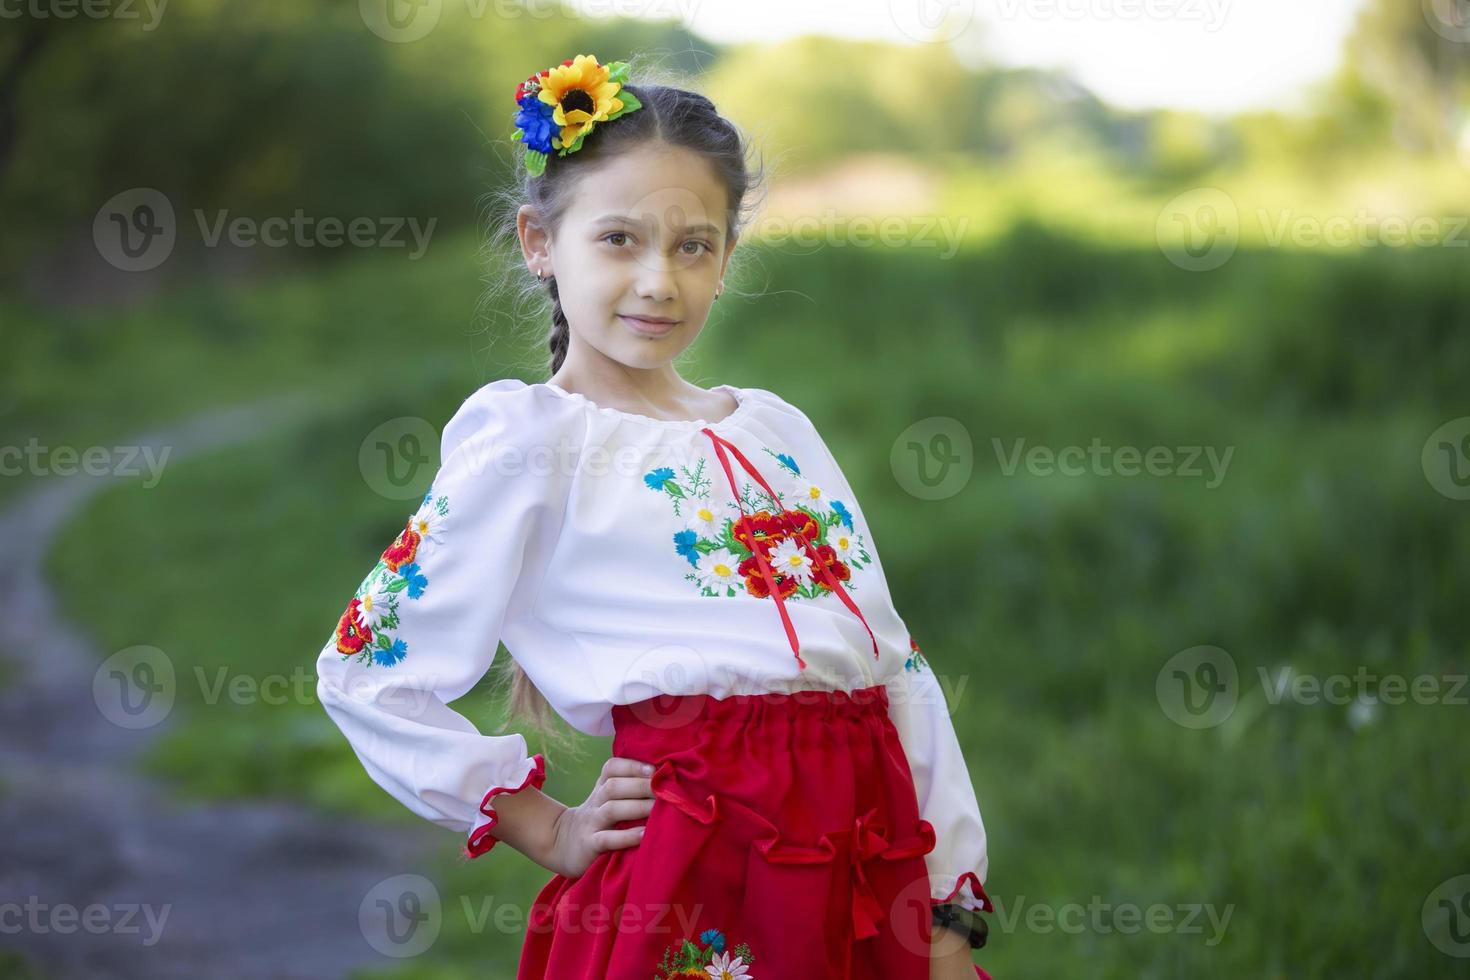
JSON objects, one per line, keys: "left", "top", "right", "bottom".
{"left": 314, "top": 383, "right": 558, "bottom": 859}
{"left": 883, "top": 641, "right": 993, "bottom": 913}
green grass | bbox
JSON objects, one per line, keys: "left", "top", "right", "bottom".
{"left": 33, "top": 214, "right": 1470, "bottom": 977}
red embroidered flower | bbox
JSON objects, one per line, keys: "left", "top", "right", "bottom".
{"left": 731, "top": 510, "right": 788, "bottom": 557}
{"left": 779, "top": 507, "right": 820, "bottom": 542}
{"left": 739, "top": 553, "right": 803, "bottom": 599}
{"left": 809, "top": 542, "right": 852, "bottom": 587}
{"left": 335, "top": 598, "right": 373, "bottom": 655}
{"left": 380, "top": 523, "right": 421, "bottom": 571}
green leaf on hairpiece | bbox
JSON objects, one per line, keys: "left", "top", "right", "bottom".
{"left": 608, "top": 89, "right": 641, "bottom": 120}
{"left": 511, "top": 127, "right": 524, "bottom": 140}
{"left": 605, "top": 61, "right": 630, "bottom": 84}
{"left": 525, "top": 150, "right": 546, "bottom": 176}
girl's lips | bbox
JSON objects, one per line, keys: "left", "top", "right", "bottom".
{"left": 619, "top": 314, "right": 680, "bottom": 336}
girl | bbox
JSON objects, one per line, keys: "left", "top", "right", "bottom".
{"left": 316, "top": 54, "right": 994, "bottom": 980}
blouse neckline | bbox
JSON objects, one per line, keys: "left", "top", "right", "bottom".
{"left": 535, "top": 380, "right": 755, "bottom": 429}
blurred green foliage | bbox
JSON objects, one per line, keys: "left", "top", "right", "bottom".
{"left": 7, "top": 0, "right": 1469, "bottom": 976}
{"left": 41, "top": 221, "right": 1470, "bottom": 978}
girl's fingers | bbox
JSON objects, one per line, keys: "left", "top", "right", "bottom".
{"left": 598, "top": 775, "right": 655, "bottom": 800}
{"left": 598, "top": 797, "right": 656, "bottom": 821}
{"left": 591, "top": 825, "right": 647, "bottom": 852}
{"left": 603, "top": 756, "right": 657, "bottom": 779}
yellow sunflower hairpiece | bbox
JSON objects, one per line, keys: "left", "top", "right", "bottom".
{"left": 511, "top": 54, "right": 643, "bottom": 176}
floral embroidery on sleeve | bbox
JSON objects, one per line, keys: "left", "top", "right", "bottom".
{"left": 333, "top": 490, "right": 450, "bottom": 667}
{"left": 654, "top": 927, "right": 755, "bottom": 978}
{"left": 905, "top": 634, "right": 932, "bottom": 673}
{"left": 644, "top": 447, "right": 872, "bottom": 603}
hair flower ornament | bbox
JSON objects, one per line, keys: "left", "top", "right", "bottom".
{"left": 512, "top": 54, "right": 642, "bottom": 176}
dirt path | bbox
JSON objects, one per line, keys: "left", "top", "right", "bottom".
{"left": 0, "top": 397, "right": 441, "bottom": 979}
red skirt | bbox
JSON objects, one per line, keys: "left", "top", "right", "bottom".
{"left": 516, "top": 684, "right": 989, "bottom": 979}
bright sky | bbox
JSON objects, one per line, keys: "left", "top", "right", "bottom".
{"left": 626, "top": 0, "right": 1370, "bottom": 115}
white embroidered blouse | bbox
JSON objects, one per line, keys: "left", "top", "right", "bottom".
{"left": 313, "top": 378, "right": 992, "bottom": 913}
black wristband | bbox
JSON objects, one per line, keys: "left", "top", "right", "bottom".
{"left": 932, "top": 902, "right": 988, "bottom": 949}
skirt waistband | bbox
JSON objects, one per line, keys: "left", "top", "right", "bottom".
{"left": 611, "top": 684, "right": 889, "bottom": 733}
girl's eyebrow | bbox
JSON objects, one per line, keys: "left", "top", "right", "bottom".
{"left": 592, "top": 213, "right": 722, "bottom": 236}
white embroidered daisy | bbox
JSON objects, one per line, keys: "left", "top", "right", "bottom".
{"left": 705, "top": 950, "right": 752, "bottom": 979}
{"left": 767, "top": 537, "right": 814, "bottom": 585}
{"left": 355, "top": 578, "right": 395, "bottom": 631}
{"left": 406, "top": 500, "right": 446, "bottom": 551}
{"left": 695, "top": 547, "right": 742, "bottom": 592}
{"left": 685, "top": 502, "right": 723, "bottom": 540}
{"left": 825, "top": 521, "right": 856, "bottom": 560}
{"left": 786, "top": 472, "right": 827, "bottom": 508}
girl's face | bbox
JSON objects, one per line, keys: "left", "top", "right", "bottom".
{"left": 520, "top": 141, "right": 738, "bottom": 371}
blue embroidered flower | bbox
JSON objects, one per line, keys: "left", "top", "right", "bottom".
{"left": 514, "top": 95, "right": 557, "bottom": 155}
{"left": 775, "top": 452, "right": 799, "bottom": 474}
{"left": 673, "top": 529, "right": 699, "bottom": 566}
{"left": 374, "top": 638, "right": 408, "bottom": 666}
{"left": 832, "top": 499, "right": 853, "bottom": 530}
{"left": 399, "top": 562, "right": 429, "bottom": 599}
{"left": 644, "top": 466, "right": 676, "bottom": 491}
{"left": 699, "top": 928, "right": 725, "bottom": 952}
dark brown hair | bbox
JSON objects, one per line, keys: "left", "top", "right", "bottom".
{"left": 480, "top": 59, "right": 766, "bottom": 752}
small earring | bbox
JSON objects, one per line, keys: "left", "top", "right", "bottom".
{"left": 536, "top": 270, "right": 545, "bottom": 282}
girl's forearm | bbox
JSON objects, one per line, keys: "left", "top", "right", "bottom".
{"left": 480, "top": 786, "right": 568, "bottom": 870}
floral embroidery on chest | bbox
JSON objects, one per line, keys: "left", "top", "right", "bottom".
{"left": 333, "top": 490, "right": 449, "bottom": 667}
{"left": 643, "top": 444, "right": 872, "bottom": 602}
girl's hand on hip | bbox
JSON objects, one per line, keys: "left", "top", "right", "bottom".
{"left": 544, "top": 756, "right": 656, "bottom": 878}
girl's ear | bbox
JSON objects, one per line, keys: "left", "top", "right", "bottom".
{"left": 517, "top": 204, "right": 553, "bottom": 273}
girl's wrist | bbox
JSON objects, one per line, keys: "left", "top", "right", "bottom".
{"left": 481, "top": 786, "right": 568, "bottom": 869}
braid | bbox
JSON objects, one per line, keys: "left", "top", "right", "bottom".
{"left": 546, "top": 276, "right": 570, "bottom": 374}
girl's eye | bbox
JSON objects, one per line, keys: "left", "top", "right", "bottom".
{"left": 603, "top": 232, "right": 630, "bottom": 247}
{"left": 682, "top": 241, "right": 712, "bottom": 256}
